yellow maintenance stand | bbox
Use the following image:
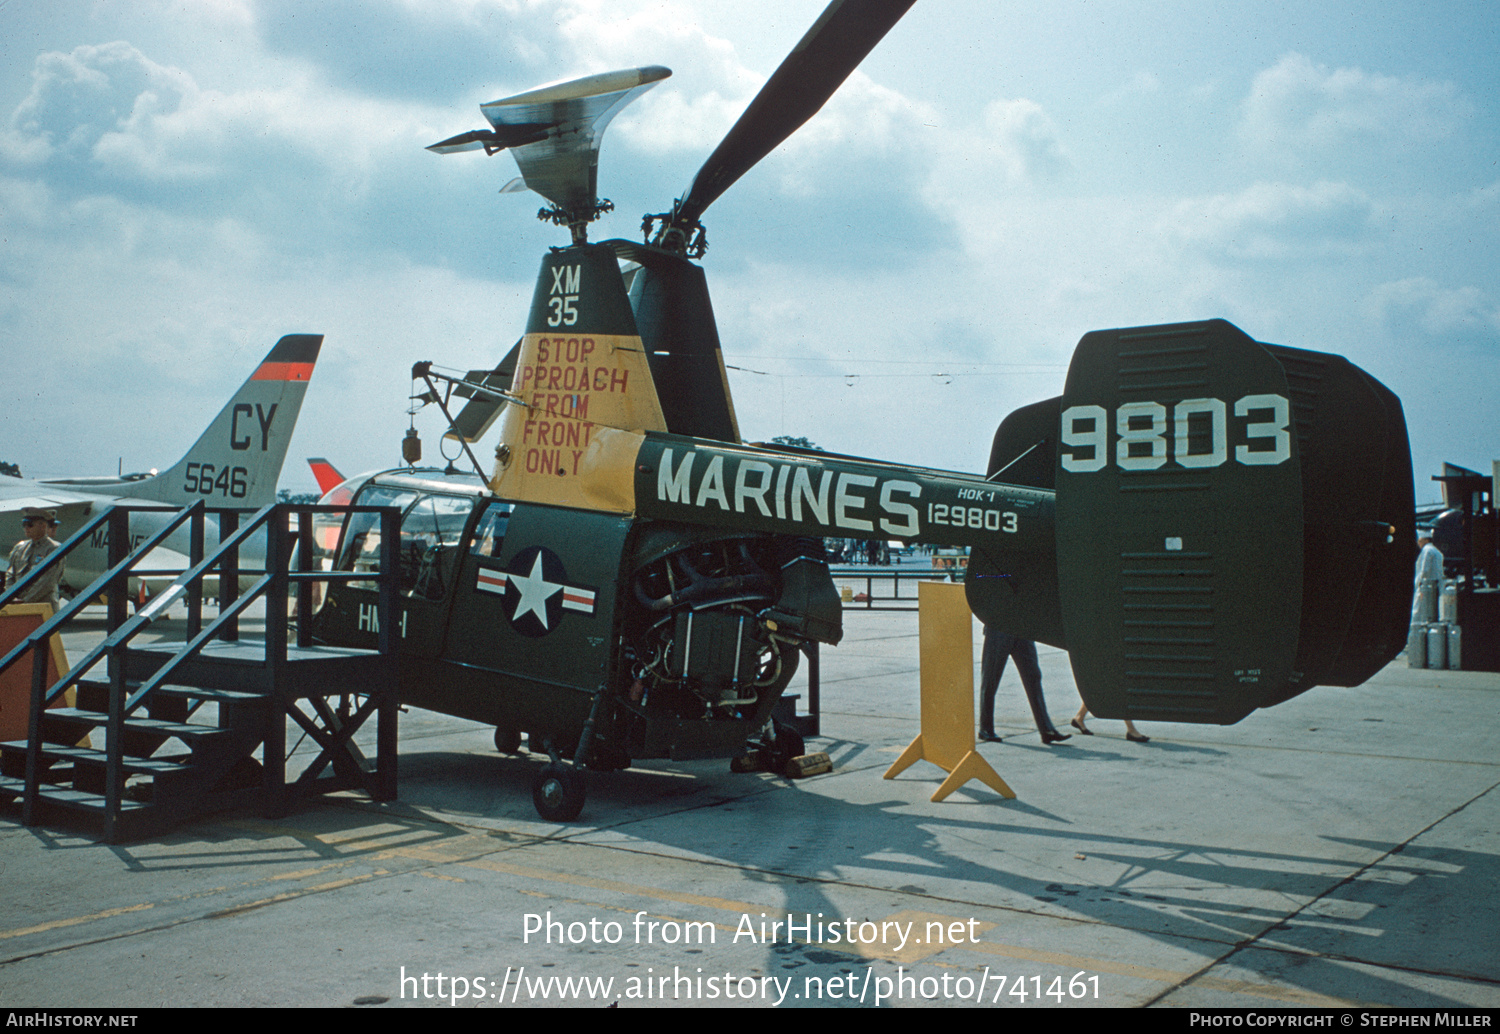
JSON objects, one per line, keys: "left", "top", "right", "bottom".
{"left": 884, "top": 581, "right": 1015, "bottom": 801}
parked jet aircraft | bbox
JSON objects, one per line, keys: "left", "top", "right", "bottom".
{"left": 0, "top": 335, "right": 323, "bottom": 598}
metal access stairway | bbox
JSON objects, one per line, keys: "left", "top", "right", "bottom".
{"left": 0, "top": 501, "right": 401, "bottom": 842}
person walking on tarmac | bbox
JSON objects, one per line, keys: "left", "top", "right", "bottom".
{"left": 1071, "top": 705, "right": 1150, "bottom": 743}
{"left": 978, "top": 626, "right": 1070, "bottom": 745}
{"left": 5, "top": 507, "right": 65, "bottom": 609}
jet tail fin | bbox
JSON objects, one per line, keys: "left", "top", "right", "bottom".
{"left": 307, "top": 457, "right": 346, "bottom": 496}
{"left": 130, "top": 334, "right": 323, "bottom": 507}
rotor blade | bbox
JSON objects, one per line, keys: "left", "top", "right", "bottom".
{"left": 676, "top": 0, "right": 916, "bottom": 225}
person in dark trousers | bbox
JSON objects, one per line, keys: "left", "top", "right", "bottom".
{"left": 978, "top": 626, "right": 1070, "bottom": 745}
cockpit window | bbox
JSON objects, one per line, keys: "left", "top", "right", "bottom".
{"left": 401, "top": 493, "right": 475, "bottom": 600}
{"left": 403, "top": 494, "right": 472, "bottom": 548}
{"left": 337, "top": 486, "right": 419, "bottom": 579}
{"left": 469, "top": 502, "right": 513, "bottom": 558}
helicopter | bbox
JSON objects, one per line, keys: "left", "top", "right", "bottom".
{"left": 308, "top": 0, "right": 1414, "bottom": 821}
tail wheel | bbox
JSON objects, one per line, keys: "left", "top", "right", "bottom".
{"left": 532, "top": 763, "right": 586, "bottom": 822}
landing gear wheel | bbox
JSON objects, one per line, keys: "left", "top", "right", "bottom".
{"left": 766, "top": 720, "right": 805, "bottom": 776}
{"left": 494, "top": 727, "right": 523, "bottom": 754}
{"left": 531, "top": 763, "right": 586, "bottom": 822}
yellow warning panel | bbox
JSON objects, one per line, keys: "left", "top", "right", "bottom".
{"left": 489, "top": 332, "right": 667, "bottom": 514}
{"left": 0, "top": 603, "right": 78, "bottom": 744}
{"left": 884, "top": 582, "right": 1014, "bottom": 801}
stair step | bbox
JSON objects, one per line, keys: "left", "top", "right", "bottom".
{"left": 0, "top": 742, "right": 194, "bottom": 775}
{"left": 41, "top": 709, "right": 231, "bottom": 742}
{"left": 149, "top": 685, "right": 268, "bottom": 703}
{"left": 74, "top": 679, "right": 268, "bottom": 704}
{"left": 0, "top": 775, "right": 151, "bottom": 813}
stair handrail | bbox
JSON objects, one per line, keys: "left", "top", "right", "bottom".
{"left": 0, "top": 502, "right": 204, "bottom": 683}
{"left": 13, "top": 501, "right": 208, "bottom": 830}
{"left": 10, "top": 500, "right": 400, "bottom": 838}
{"left": 102, "top": 502, "right": 404, "bottom": 712}
{"left": 7, "top": 501, "right": 401, "bottom": 711}
{"left": 78, "top": 506, "right": 277, "bottom": 714}
{"left": 126, "top": 504, "right": 404, "bottom": 707}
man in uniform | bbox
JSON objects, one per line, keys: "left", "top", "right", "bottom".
{"left": 5, "top": 507, "right": 65, "bottom": 609}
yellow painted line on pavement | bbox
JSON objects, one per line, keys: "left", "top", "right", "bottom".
{"left": 0, "top": 903, "right": 155, "bottom": 941}
{"left": 461, "top": 856, "right": 767, "bottom": 915}
{"left": 202, "top": 871, "right": 388, "bottom": 920}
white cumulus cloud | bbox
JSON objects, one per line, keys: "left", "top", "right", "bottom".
{"left": 1366, "top": 277, "right": 1500, "bottom": 338}
{"left": 1164, "top": 180, "right": 1376, "bottom": 261}
{"left": 1239, "top": 52, "right": 1472, "bottom": 159}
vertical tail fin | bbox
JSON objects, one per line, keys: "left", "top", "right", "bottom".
{"left": 307, "top": 457, "right": 346, "bottom": 496}
{"left": 131, "top": 334, "right": 323, "bottom": 507}
{"left": 1045, "top": 320, "right": 1411, "bottom": 725}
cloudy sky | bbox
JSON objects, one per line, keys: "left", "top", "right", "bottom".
{"left": 2, "top": 0, "right": 1495, "bottom": 504}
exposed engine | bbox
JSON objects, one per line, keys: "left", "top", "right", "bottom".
{"left": 622, "top": 531, "right": 839, "bottom": 721}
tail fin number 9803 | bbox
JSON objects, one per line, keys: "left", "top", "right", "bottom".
{"left": 1059, "top": 395, "right": 1291, "bottom": 474}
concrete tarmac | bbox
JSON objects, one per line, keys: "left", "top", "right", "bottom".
{"left": 1, "top": 606, "right": 1497, "bottom": 1009}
